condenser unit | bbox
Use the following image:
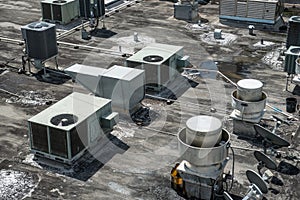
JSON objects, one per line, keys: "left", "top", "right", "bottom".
{"left": 41, "top": 0, "right": 79, "bottom": 24}
{"left": 125, "top": 43, "right": 185, "bottom": 91}
{"left": 79, "top": 0, "right": 105, "bottom": 18}
{"left": 284, "top": 46, "right": 300, "bottom": 74}
{"left": 21, "top": 21, "right": 58, "bottom": 60}
{"left": 28, "top": 92, "right": 118, "bottom": 164}
{"left": 287, "top": 16, "right": 300, "bottom": 48}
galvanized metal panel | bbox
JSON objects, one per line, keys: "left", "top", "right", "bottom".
{"left": 220, "top": 0, "right": 236, "bottom": 16}
{"left": 21, "top": 22, "right": 57, "bottom": 60}
{"left": 247, "top": 1, "right": 264, "bottom": 19}
{"left": 236, "top": 2, "right": 247, "bottom": 17}
{"left": 264, "top": 3, "right": 277, "bottom": 20}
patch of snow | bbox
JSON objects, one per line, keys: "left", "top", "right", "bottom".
{"left": 0, "top": 170, "right": 36, "bottom": 200}
{"left": 50, "top": 188, "right": 65, "bottom": 196}
{"left": 108, "top": 182, "right": 132, "bottom": 195}
{"left": 200, "top": 32, "right": 237, "bottom": 45}
{"left": 262, "top": 48, "right": 284, "bottom": 71}
{"left": 6, "top": 90, "right": 54, "bottom": 106}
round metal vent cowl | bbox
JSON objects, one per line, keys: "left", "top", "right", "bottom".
{"left": 143, "top": 55, "right": 163, "bottom": 62}
{"left": 50, "top": 114, "right": 78, "bottom": 126}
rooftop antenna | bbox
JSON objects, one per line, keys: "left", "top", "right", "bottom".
{"left": 243, "top": 169, "right": 268, "bottom": 200}
{"left": 254, "top": 124, "right": 290, "bottom": 155}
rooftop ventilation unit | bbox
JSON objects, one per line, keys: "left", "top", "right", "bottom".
{"left": 21, "top": 22, "right": 57, "bottom": 61}
{"left": 284, "top": 46, "right": 300, "bottom": 74}
{"left": 126, "top": 43, "right": 188, "bottom": 91}
{"left": 65, "top": 65, "right": 145, "bottom": 113}
{"left": 41, "top": 0, "right": 79, "bottom": 24}
{"left": 79, "top": 0, "right": 105, "bottom": 18}
{"left": 171, "top": 115, "right": 230, "bottom": 199}
{"left": 287, "top": 16, "right": 300, "bottom": 48}
{"left": 219, "top": 0, "right": 284, "bottom": 30}
{"left": 174, "top": 1, "right": 198, "bottom": 21}
{"left": 28, "top": 92, "right": 118, "bottom": 164}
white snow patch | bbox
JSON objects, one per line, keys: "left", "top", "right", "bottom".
{"left": 0, "top": 170, "right": 36, "bottom": 200}
{"left": 262, "top": 48, "right": 284, "bottom": 71}
{"left": 22, "top": 154, "right": 42, "bottom": 169}
{"left": 108, "top": 182, "right": 132, "bottom": 195}
{"left": 50, "top": 188, "right": 65, "bottom": 196}
{"left": 200, "top": 32, "right": 237, "bottom": 45}
{"left": 253, "top": 41, "right": 275, "bottom": 47}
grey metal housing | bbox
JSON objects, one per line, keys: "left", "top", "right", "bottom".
{"left": 21, "top": 22, "right": 58, "bottom": 60}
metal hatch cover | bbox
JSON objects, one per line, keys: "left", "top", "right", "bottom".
{"left": 246, "top": 169, "right": 268, "bottom": 194}
{"left": 254, "top": 124, "right": 290, "bottom": 147}
{"left": 254, "top": 151, "right": 277, "bottom": 170}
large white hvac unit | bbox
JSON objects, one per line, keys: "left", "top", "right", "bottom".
{"left": 65, "top": 64, "right": 145, "bottom": 113}
{"left": 79, "top": 0, "right": 105, "bottom": 18}
{"left": 126, "top": 43, "right": 187, "bottom": 91}
{"left": 41, "top": 0, "right": 79, "bottom": 24}
{"left": 28, "top": 92, "right": 118, "bottom": 164}
{"left": 220, "top": 0, "right": 284, "bottom": 27}
{"left": 21, "top": 22, "right": 58, "bottom": 60}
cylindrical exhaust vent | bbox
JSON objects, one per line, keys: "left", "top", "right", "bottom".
{"left": 237, "top": 79, "right": 263, "bottom": 102}
{"left": 185, "top": 116, "right": 222, "bottom": 148}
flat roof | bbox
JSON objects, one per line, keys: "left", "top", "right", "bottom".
{"left": 126, "top": 43, "right": 183, "bottom": 65}
{"left": 28, "top": 92, "right": 111, "bottom": 131}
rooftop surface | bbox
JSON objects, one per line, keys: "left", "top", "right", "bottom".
{"left": 0, "top": 0, "right": 300, "bottom": 200}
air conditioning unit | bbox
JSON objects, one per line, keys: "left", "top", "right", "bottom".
{"left": 79, "top": 0, "right": 105, "bottom": 18}
{"left": 284, "top": 46, "right": 300, "bottom": 74}
{"left": 28, "top": 92, "right": 119, "bottom": 164}
{"left": 41, "top": 0, "right": 79, "bottom": 24}
{"left": 21, "top": 21, "right": 58, "bottom": 60}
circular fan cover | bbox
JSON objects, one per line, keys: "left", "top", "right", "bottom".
{"left": 290, "top": 48, "right": 300, "bottom": 54}
{"left": 143, "top": 55, "right": 163, "bottom": 62}
{"left": 50, "top": 114, "right": 78, "bottom": 126}
{"left": 53, "top": 0, "right": 67, "bottom": 3}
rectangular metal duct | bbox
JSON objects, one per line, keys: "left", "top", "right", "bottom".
{"left": 28, "top": 92, "right": 118, "bottom": 164}
{"left": 65, "top": 65, "right": 145, "bottom": 113}
{"left": 21, "top": 22, "right": 57, "bottom": 60}
{"left": 41, "top": 0, "right": 79, "bottom": 24}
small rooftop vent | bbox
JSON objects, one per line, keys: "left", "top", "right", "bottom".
{"left": 50, "top": 114, "right": 78, "bottom": 126}
{"left": 143, "top": 55, "right": 164, "bottom": 63}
